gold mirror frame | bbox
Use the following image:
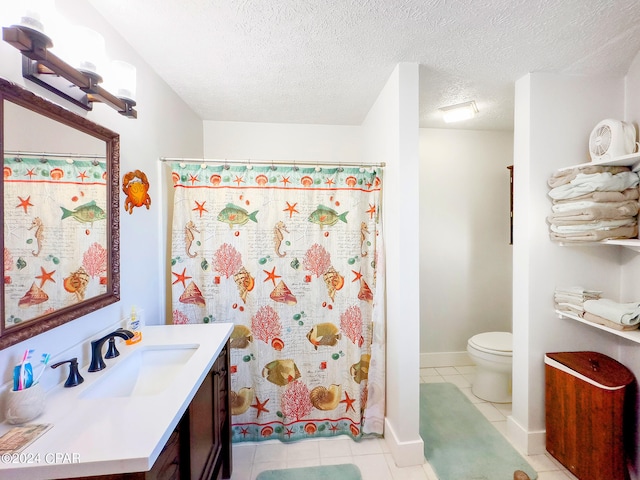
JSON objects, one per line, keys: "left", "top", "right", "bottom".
{"left": 0, "top": 77, "right": 120, "bottom": 350}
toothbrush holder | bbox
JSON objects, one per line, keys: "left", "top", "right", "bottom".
{"left": 4, "top": 383, "right": 45, "bottom": 424}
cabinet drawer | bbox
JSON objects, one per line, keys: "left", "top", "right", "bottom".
{"left": 67, "top": 430, "right": 181, "bottom": 480}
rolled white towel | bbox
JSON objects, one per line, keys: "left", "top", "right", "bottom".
{"left": 583, "top": 298, "right": 640, "bottom": 326}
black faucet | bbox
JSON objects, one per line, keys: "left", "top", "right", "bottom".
{"left": 51, "top": 357, "right": 84, "bottom": 387}
{"left": 88, "top": 328, "right": 134, "bottom": 372}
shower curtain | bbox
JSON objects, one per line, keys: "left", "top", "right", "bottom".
{"left": 169, "top": 162, "right": 385, "bottom": 442}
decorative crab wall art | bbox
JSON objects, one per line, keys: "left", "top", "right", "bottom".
{"left": 122, "top": 169, "right": 151, "bottom": 214}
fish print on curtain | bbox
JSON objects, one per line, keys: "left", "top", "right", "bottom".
{"left": 170, "top": 163, "right": 385, "bottom": 443}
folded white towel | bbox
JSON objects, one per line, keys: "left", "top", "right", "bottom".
{"left": 555, "top": 302, "right": 585, "bottom": 315}
{"left": 583, "top": 298, "right": 640, "bottom": 326}
{"left": 554, "top": 293, "right": 585, "bottom": 302}
{"left": 548, "top": 165, "right": 631, "bottom": 188}
{"left": 548, "top": 205, "right": 639, "bottom": 225}
{"left": 551, "top": 200, "right": 639, "bottom": 214}
{"left": 583, "top": 312, "right": 640, "bottom": 331}
{"left": 550, "top": 218, "right": 636, "bottom": 233}
{"left": 552, "top": 188, "right": 639, "bottom": 204}
{"left": 549, "top": 171, "right": 640, "bottom": 200}
{"left": 554, "top": 286, "right": 601, "bottom": 296}
{"left": 554, "top": 294, "right": 600, "bottom": 305}
{"left": 549, "top": 224, "right": 638, "bottom": 242}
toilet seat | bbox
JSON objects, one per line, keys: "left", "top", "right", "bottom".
{"left": 468, "top": 332, "right": 512, "bottom": 357}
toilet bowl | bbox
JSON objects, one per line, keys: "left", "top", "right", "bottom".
{"left": 467, "top": 331, "right": 513, "bottom": 403}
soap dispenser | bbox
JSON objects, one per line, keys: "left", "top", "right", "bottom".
{"left": 51, "top": 358, "right": 84, "bottom": 388}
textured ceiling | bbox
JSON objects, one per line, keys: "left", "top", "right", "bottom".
{"left": 88, "top": 0, "right": 640, "bottom": 130}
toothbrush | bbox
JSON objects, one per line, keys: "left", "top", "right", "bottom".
{"left": 33, "top": 353, "right": 51, "bottom": 385}
{"left": 23, "top": 363, "right": 33, "bottom": 389}
{"left": 21, "top": 349, "right": 34, "bottom": 390}
{"left": 18, "top": 349, "right": 34, "bottom": 390}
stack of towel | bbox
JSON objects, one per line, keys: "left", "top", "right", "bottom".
{"left": 583, "top": 298, "right": 640, "bottom": 331}
{"left": 554, "top": 287, "right": 602, "bottom": 316}
{"left": 547, "top": 165, "right": 640, "bottom": 242}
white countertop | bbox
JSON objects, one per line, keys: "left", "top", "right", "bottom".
{"left": 0, "top": 323, "right": 233, "bottom": 480}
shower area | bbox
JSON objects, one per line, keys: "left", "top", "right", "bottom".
{"left": 161, "top": 65, "right": 423, "bottom": 465}
{"left": 167, "top": 158, "right": 385, "bottom": 444}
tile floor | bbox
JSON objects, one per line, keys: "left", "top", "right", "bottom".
{"left": 229, "top": 365, "right": 578, "bottom": 480}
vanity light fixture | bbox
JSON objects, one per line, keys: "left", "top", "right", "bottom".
{"left": 439, "top": 100, "right": 478, "bottom": 123}
{"left": 2, "top": 25, "right": 137, "bottom": 118}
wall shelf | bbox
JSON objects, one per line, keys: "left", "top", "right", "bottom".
{"left": 601, "top": 239, "right": 640, "bottom": 251}
{"left": 554, "top": 152, "right": 640, "bottom": 251}
{"left": 558, "top": 239, "right": 640, "bottom": 252}
{"left": 556, "top": 152, "right": 640, "bottom": 172}
{"left": 556, "top": 310, "right": 640, "bottom": 344}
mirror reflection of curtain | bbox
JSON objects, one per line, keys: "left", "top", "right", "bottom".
{"left": 3, "top": 156, "right": 108, "bottom": 327}
{"left": 169, "top": 163, "right": 385, "bottom": 442}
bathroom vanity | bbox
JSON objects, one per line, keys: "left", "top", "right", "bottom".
{"left": 0, "top": 323, "right": 233, "bottom": 480}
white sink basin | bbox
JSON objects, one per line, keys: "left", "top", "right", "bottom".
{"left": 80, "top": 344, "right": 199, "bottom": 399}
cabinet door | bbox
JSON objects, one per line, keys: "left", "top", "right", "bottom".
{"left": 147, "top": 430, "right": 181, "bottom": 480}
{"left": 212, "top": 344, "right": 232, "bottom": 479}
{"left": 189, "top": 371, "right": 215, "bottom": 480}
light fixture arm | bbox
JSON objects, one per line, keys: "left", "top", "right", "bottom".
{"left": 2, "top": 25, "right": 137, "bottom": 118}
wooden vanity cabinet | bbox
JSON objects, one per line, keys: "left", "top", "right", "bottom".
{"left": 70, "top": 342, "right": 232, "bottom": 480}
{"left": 182, "top": 342, "right": 232, "bottom": 480}
{"left": 147, "top": 430, "right": 181, "bottom": 480}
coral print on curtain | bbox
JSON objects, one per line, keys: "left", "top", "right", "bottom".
{"left": 170, "top": 162, "right": 385, "bottom": 442}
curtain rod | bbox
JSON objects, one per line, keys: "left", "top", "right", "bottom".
{"left": 4, "top": 150, "right": 105, "bottom": 160}
{"left": 159, "top": 156, "right": 385, "bottom": 168}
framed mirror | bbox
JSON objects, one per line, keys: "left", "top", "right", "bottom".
{"left": 0, "top": 77, "right": 120, "bottom": 350}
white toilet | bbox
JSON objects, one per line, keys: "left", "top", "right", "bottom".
{"left": 466, "top": 331, "right": 513, "bottom": 403}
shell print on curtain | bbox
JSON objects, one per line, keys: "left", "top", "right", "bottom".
{"left": 170, "top": 163, "right": 385, "bottom": 442}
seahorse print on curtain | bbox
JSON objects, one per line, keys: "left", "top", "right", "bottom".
{"left": 169, "top": 163, "right": 385, "bottom": 442}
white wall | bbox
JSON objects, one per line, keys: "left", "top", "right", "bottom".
{"left": 619, "top": 50, "right": 640, "bottom": 480}
{"left": 511, "top": 71, "right": 629, "bottom": 455}
{"left": 203, "top": 121, "right": 362, "bottom": 161}
{"left": 0, "top": 2, "right": 203, "bottom": 399}
{"left": 201, "top": 64, "right": 424, "bottom": 467}
{"left": 362, "top": 63, "right": 423, "bottom": 466}
{"left": 419, "top": 128, "right": 514, "bottom": 367}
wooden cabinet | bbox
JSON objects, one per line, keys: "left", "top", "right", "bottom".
{"left": 182, "top": 342, "right": 232, "bottom": 480}
{"left": 215, "top": 343, "right": 232, "bottom": 480}
{"left": 70, "top": 342, "right": 232, "bottom": 480}
{"left": 545, "top": 352, "right": 635, "bottom": 480}
{"left": 148, "top": 430, "right": 181, "bottom": 480}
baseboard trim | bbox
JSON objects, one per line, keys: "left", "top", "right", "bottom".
{"left": 420, "top": 351, "right": 474, "bottom": 368}
{"left": 506, "top": 415, "right": 546, "bottom": 455}
{"left": 384, "top": 418, "right": 425, "bottom": 467}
